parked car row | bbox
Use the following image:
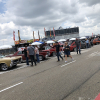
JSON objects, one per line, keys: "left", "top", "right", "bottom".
{"left": 1, "top": 36, "right": 99, "bottom": 71}
{"left": 6, "top": 50, "right": 50, "bottom": 62}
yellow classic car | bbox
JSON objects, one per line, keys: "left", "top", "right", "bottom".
{"left": 0, "top": 55, "right": 22, "bottom": 71}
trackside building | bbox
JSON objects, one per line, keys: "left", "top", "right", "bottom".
{"left": 45, "top": 27, "right": 79, "bottom": 40}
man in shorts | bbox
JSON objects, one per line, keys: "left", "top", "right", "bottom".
{"left": 64, "top": 42, "right": 73, "bottom": 63}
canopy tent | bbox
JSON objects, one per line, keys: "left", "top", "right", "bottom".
{"left": 35, "top": 41, "right": 44, "bottom": 44}
{"left": 31, "top": 42, "right": 42, "bottom": 45}
{"left": 69, "top": 38, "right": 76, "bottom": 41}
{"left": 80, "top": 37, "right": 86, "bottom": 40}
{"left": 0, "top": 45, "right": 12, "bottom": 50}
{"left": 46, "top": 40, "right": 55, "bottom": 44}
{"left": 58, "top": 39, "right": 66, "bottom": 42}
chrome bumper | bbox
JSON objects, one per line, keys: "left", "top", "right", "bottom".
{"left": 10, "top": 58, "right": 21, "bottom": 67}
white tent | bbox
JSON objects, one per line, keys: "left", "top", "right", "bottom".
{"left": 80, "top": 37, "right": 86, "bottom": 39}
{"left": 0, "top": 45, "right": 12, "bottom": 50}
{"left": 31, "top": 42, "right": 42, "bottom": 45}
{"left": 46, "top": 40, "right": 55, "bottom": 44}
{"left": 69, "top": 38, "right": 76, "bottom": 41}
{"left": 58, "top": 39, "right": 66, "bottom": 42}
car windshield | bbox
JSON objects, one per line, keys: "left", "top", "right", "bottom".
{"left": 0, "top": 55, "right": 5, "bottom": 58}
{"left": 81, "top": 40, "right": 85, "bottom": 43}
{"left": 68, "top": 41, "right": 72, "bottom": 45}
{"left": 45, "top": 46, "right": 51, "bottom": 50}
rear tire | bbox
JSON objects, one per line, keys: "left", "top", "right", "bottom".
{"left": 74, "top": 48, "right": 76, "bottom": 52}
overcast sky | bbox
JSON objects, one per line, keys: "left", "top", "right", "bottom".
{"left": 0, "top": 0, "right": 100, "bottom": 45}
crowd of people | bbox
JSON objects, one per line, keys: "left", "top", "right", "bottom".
{"left": 55, "top": 38, "right": 91, "bottom": 62}
{"left": 23, "top": 38, "right": 93, "bottom": 66}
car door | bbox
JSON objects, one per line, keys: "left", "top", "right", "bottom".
{"left": 71, "top": 42, "right": 76, "bottom": 49}
{"left": 17, "top": 51, "right": 26, "bottom": 60}
{"left": 81, "top": 41, "right": 86, "bottom": 49}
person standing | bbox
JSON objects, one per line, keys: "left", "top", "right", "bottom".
{"left": 35, "top": 45, "right": 40, "bottom": 63}
{"left": 24, "top": 45, "right": 29, "bottom": 66}
{"left": 75, "top": 38, "right": 81, "bottom": 54}
{"left": 55, "top": 42, "right": 63, "bottom": 62}
{"left": 85, "top": 38, "right": 89, "bottom": 48}
{"left": 27, "top": 44, "right": 37, "bottom": 66}
{"left": 64, "top": 42, "right": 73, "bottom": 63}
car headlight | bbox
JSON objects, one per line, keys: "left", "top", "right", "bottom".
{"left": 11, "top": 59, "right": 13, "bottom": 65}
{"left": 47, "top": 51, "right": 50, "bottom": 56}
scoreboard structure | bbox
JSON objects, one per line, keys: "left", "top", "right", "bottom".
{"left": 45, "top": 27, "right": 79, "bottom": 40}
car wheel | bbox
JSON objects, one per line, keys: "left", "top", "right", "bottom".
{"left": 39, "top": 55, "right": 43, "bottom": 61}
{"left": 0, "top": 64, "right": 8, "bottom": 71}
{"left": 83, "top": 46, "right": 86, "bottom": 49}
{"left": 74, "top": 48, "right": 76, "bottom": 52}
{"left": 52, "top": 52, "right": 56, "bottom": 56}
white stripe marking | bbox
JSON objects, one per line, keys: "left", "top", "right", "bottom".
{"left": 0, "top": 65, "right": 27, "bottom": 75}
{"left": 87, "top": 51, "right": 98, "bottom": 59}
{"left": 0, "top": 82, "right": 23, "bottom": 93}
{"left": 61, "top": 60, "right": 76, "bottom": 67}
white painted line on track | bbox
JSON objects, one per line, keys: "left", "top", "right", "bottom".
{"left": 61, "top": 60, "right": 76, "bottom": 67}
{"left": 40, "top": 61, "right": 44, "bottom": 63}
{"left": 0, "top": 82, "right": 23, "bottom": 93}
{"left": 86, "top": 51, "right": 98, "bottom": 59}
{"left": 0, "top": 65, "right": 27, "bottom": 75}
{"left": 0, "top": 71, "right": 9, "bottom": 75}
{"left": 16, "top": 65, "right": 27, "bottom": 70}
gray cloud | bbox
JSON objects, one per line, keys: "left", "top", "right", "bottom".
{"left": 79, "top": 0, "right": 100, "bottom": 6}
{"left": 6, "top": 0, "right": 79, "bottom": 29}
{"left": 0, "top": 0, "right": 100, "bottom": 45}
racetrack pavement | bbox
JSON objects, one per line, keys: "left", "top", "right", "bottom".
{"left": 0, "top": 45, "right": 100, "bottom": 100}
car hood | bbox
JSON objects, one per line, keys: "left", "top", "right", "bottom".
{"left": 0, "top": 56, "right": 21, "bottom": 60}
{"left": 42, "top": 50, "right": 50, "bottom": 52}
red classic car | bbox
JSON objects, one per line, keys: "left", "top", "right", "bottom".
{"left": 93, "top": 38, "right": 100, "bottom": 45}
{"left": 6, "top": 50, "right": 50, "bottom": 62}
{"left": 41, "top": 46, "right": 56, "bottom": 56}
{"left": 58, "top": 42, "right": 76, "bottom": 52}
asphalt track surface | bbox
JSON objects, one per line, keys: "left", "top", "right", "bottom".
{"left": 0, "top": 45, "right": 100, "bottom": 100}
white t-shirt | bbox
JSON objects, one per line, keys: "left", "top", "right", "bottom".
{"left": 35, "top": 47, "right": 39, "bottom": 54}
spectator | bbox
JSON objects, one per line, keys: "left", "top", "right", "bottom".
{"left": 85, "top": 38, "right": 89, "bottom": 48}
{"left": 64, "top": 42, "right": 73, "bottom": 63}
{"left": 27, "top": 44, "right": 36, "bottom": 66}
{"left": 75, "top": 38, "right": 81, "bottom": 54}
{"left": 35, "top": 45, "right": 40, "bottom": 63}
{"left": 55, "top": 42, "right": 63, "bottom": 62}
{"left": 24, "top": 45, "right": 29, "bottom": 66}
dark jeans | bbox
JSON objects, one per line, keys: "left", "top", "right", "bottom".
{"left": 30, "top": 55, "right": 36, "bottom": 66}
{"left": 86, "top": 43, "right": 89, "bottom": 48}
{"left": 36, "top": 54, "right": 40, "bottom": 63}
{"left": 76, "top": 46, "right": 81, "bottom": 54}
{"left": 25, "top": 57, "right": 29, "bottom": 65}
{"left": 56, "top": 52, "right": 63, "bottom": 61}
